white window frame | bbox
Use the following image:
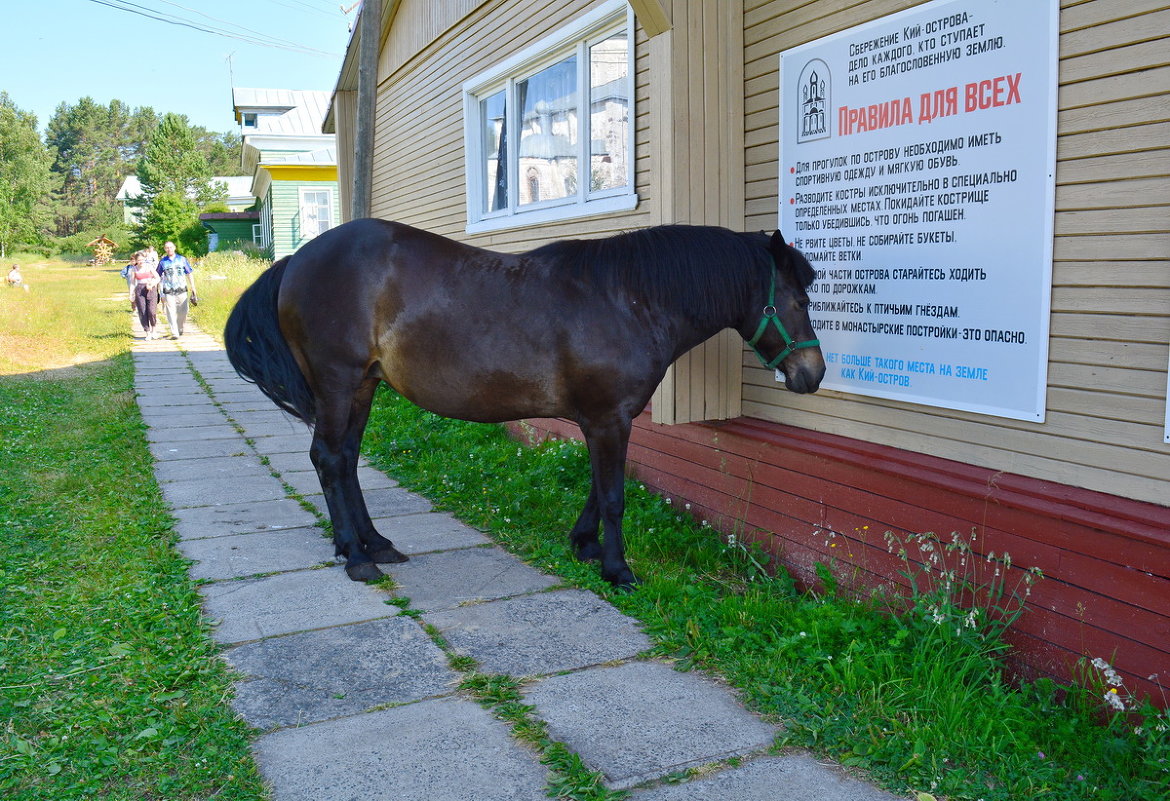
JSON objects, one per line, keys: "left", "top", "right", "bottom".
{"left": 298, "top": 187, "right": 334, "bottom": 241}
{"left": 462, "top": 0, "right": 637, "bottom": 234}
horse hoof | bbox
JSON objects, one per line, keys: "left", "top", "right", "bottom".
{"left": 602, "top": 567, "right": 640, "bottom": 591}
{"left": 369, "top": 544, "right": 410, "bottom": 564}
{"left": 345, "top": 561, "right": 384, "bottom": 582}
{"left": 573, "top": 541, "right": 603, "bottom": 562}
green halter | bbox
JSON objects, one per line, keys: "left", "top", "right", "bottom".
{"left": 746, "top": 260, "right": 820, "bottom": 371}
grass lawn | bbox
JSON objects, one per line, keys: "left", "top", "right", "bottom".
{"left": 3, "top": 252, "right": 1167, "bottom": 801}
{"left": 0, "top": 259, "right": 266, "bottom": 799}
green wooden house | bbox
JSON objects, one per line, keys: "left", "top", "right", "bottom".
{"left": 233, "top": 88, "right": 339, "bottom": 259}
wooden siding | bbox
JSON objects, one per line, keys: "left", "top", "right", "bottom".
{"left": 333, "top": 90, "right": 357, "bottom": 223}
{"left": 269, "top": 180, "right": 340, "bottom": 259}
{"left": 742, "top": 0, "right": 1170, "bottom": 507}
{"left": 370, "top": 0, "right": 655, "bottom": 249}
{"left": 647, "top": 0, "right": 747, "bottom": 424}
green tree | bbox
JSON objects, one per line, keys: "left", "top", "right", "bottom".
{"left": 45, "top": 98, "right": 156, "bottom": 236}
{"left": 134, "top": 113, "right": 225, "bottom": 254}
{"left": 136, "top": 113, "right": 222, "bottom": 207}
{"left": 192, "top": 127, "right": 244, "bottom": 176}
{"left": 137, "top": 191, "right": 208, "bottom": 257}
{"left": 0, "top": 93, "right": 57, "bottom": 257}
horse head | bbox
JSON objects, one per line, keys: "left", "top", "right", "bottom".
{"left": 743, "top": 231, "right": 826, "bottom": 394}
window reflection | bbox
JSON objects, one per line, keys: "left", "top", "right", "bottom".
{"left": 518, "top": 55, "right": 578, "bottom": 206}
{"left": 589, "top": 31, "right": 629, "bottom": 194}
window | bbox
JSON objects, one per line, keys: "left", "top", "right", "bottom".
{"left": 464, "top": 0, "right": 636, "bottom": 232}
{"left": 242, "top": 112, "right": 258, "bottom": 128}
{"left": 298, "top": 188, "right": 333, "bottom": 241}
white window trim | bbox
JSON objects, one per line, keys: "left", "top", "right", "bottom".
{"left": 462, "top": 0, "right": 637, "bottom": 234}
{"left": 298, "top": 187, "right": 334, "bottom": 241}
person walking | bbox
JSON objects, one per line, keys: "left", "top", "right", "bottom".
{"left": 156, "top": 241, "right": 197, "bottom": 340}
{"left": 130, "top": 251, "right": 161, "bottom": 340}
{"left": 120, "top": 255, "right": 137, "bottom": 310}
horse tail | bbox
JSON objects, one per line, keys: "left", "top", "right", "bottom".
{"left": 224, "top": 257, "right": 317, "bottom": 425}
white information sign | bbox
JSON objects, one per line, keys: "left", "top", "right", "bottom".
{"left": 779, "top": 0, "right": 1058, "bottom": 421}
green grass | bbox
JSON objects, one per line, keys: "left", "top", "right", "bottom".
{"left": 359, "top": 389, "right": 1170, "bottom": 801}
{"left": 191, "top": 249, "right": 274, "bottom": 339}
{"left": 0, "top": 261, "right": 266, "bottom": 799}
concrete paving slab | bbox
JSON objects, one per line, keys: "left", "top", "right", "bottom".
{"left": 144, "top": 423, "right": 240, "bottom": 444}
{"left": 382, "top": 547, "right": 560, "bottom": 611}
{"left": 259, "top": 451, "right": 316, "bottom": 474}
{"left": 375, "top": 512, "right": 491, "bottom": 555}
{"left": 140, "top": 411, "right": 232, "bottom": 429}
{"left": 224, "top": 618, "right": 459, "bottom": 730}
{"left": 278, "top": 466, "right": 397, "bottom": 497}
{"left": 200, "top": 569, "right": 393, "bottom": 644}
{"left": 218, "top": 397, "right": 288, "bottom": 413}
{"left": 178, "top": 526, "right": 332, "bottom": 580}
{"left": 424, "top": 589, "right": 652, "bottom": 677}
{"left": 299, "top": 486, "right": 432, "bottom": 519}
{"left": 150, "top": 436, "right": 253, "bottom": 461}
{"left": 629, "top": 754, "right": 902, "bottom": 801}
{"left": 160, "top": 473, "right": 288, "bottom": 509}
{"left": 253, "top": 697, "right": 549, "bottom": 801}
{"left": 248, "top": 434, "right": 314, "bottom": 455}
{"left": 153, "top": 454, "right": 272, "bottom": 484}
{"left": 135, "top": 392, "right": 219, "bottom": 408}
{"left": 523, "top": 661, "right": 777, "bottom": 790}
{"left": 172, "top": 498, "right": 318, "bottom": 540}
{"left": 236, "top": 418, "right": 309, "bottom": 439}
{"left": 361, "top": 486, "right": 433, "bottom": 517}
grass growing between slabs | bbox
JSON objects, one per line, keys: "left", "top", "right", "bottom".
{"left": 0, "top": 261, "right": 266, "bottom": 799}
{"left": 361, "top": 385, "right": 1170, "bottom": 801}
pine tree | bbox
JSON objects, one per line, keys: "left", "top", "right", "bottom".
{"left": 134, "top": 113, "right": 226, "bottom": 255}
{"left": 45, "top": 98, "right": 157, "bottom": 236}
{"left": 136, "top": 113, "right": 222, "bottom": 207}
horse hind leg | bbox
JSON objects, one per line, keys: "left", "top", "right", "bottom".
{"left": 310, "top": 376, "right": 405, "bottom": 581}
{"left": 344, "top": 376, "right": 408, "bottom": 565}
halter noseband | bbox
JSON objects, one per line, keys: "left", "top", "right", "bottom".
{"left": 746, "top": 259, "right": 820, "bottom": 371}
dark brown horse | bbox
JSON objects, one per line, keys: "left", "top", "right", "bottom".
{"left": 224, "top": 219, "right": 823, "bottom": 588}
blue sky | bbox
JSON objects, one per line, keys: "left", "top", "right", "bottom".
{"left": 2, "top": 0, "right": 356, "bottom": 133}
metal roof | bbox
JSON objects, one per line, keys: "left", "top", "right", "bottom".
{"left": 232, "top": 88, "right": 332, "bottom": 136}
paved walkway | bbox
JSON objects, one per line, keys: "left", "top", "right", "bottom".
{"left": 132, "top": 318, "right": 903, "bottom": 800}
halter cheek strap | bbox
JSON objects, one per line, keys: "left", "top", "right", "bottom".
{"left": 746, "top": 261, "right": 820, "bottom": 371}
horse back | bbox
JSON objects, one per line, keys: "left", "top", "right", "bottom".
{"left": 276, "top": 219, "right": 665, "bottom": 424}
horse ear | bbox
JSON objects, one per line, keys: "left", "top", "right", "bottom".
{"left": 770, "top": 230, "right": 789, "bottom": 259}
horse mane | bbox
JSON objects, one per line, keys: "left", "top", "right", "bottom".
{"left": 529, "top": 225, "right": 782, "bottom": 323}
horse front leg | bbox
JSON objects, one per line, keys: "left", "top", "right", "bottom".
{"left": 581, "top": 419, "right": 638, "bottom": 589}
{"left": 311, "top": 384, "right": 384, "bottom": 582}
{"left": 569, "top": 485, "right": 602, "bottom": 562}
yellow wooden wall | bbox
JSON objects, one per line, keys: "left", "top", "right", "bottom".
{"left": 358, "top": 0, "right": 1169, "bottom": 506}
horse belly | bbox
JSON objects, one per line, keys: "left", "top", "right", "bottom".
{"left": 376, "top": 338, "right": 567, "bottom": 423}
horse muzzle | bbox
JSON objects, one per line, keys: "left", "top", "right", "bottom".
{"left": 780, "top": 350, "right": 826, "bottom": 394}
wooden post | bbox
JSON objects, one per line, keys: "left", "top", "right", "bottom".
{"left": 353, "top": 0, "right": 380, "bottom": 219}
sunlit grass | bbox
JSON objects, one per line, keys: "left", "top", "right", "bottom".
{"left": 0, "top": 260, "right": 266, "bottom": 800}
{"left": 189, "top": 250, "right": 271, "bottom": 343}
